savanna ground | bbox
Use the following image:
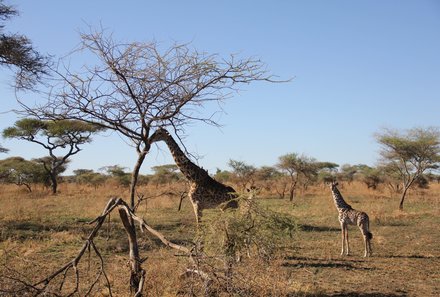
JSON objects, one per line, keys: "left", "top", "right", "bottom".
{"left": 0, "top": 182, "right": 439, "bottom": 296}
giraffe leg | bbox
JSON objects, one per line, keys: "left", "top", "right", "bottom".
{"left": 368, "top": 237, "right": 372, "bottom": 256}
{"left": 340, "top": 224, "right": 346, "bottom": 256}
{"left": 360, "top": 223, "right": 371, "bottom": 257}
{"left": 192, "top": 202, "right": 202, "bottom": 227}
{"left": 345, "top": 226, "right": 350, "bottom": 256}
{"left": 363, "top": 234, "right": 369, "bottom": 257}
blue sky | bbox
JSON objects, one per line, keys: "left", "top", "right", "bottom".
{"left": 1, "top": 0, "right": 439, "bottom": 175}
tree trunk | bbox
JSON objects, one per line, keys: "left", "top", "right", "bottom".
{"left": 399, "top": 185, "right": 410, "bottom": 210}
{"left": 24, "top": 183, "right": 32, "bottom": 192}
{"left": 289, "top": 180, "right": 297, "bottom": 202}
{"left": 130, "top": 150, "right": 147, "bottom": 209}
{"left": 119, "top": 207, "right": 145, "bottom": 296}
{"left": 50, "top": 172, "right": 57, "bottom": 194}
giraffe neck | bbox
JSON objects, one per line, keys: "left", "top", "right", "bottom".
{"left": 331, "top": 186, "right": 352, "bottom": 210}
{"left": 152, "top": 129, "right": 210, "bottom": 183}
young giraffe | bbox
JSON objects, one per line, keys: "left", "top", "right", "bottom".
{"left": 330, "top": 181, "right": 372, "bottom": 257}
{"left": 150, "top": 128, "right": 238, "bottom": 224}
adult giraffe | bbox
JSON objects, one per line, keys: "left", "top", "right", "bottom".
{"left": 150, "top": 128, "right": 238, "bottom": 224}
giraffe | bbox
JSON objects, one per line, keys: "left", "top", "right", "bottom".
{"left": 330, "top": 181, "right": 372, "bottom": 257}
{"left": 150, "top": 128, "right": 238, "bottom": 224}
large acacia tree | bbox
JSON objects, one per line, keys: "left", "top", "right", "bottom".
{"left": 3, "top": 118, "right": 104, "bottom": 193}
{"left": 22, "top": 30, "right": 279, "bottom": 294}
{"left": 376, "top": 127, "right": 440, "bottom": 210}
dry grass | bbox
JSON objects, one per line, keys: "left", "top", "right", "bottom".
{"left": 1, "top": 182, "right": 439, "bottom": 296}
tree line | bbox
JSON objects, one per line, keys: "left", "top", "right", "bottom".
{"left": 2, "top": 126, "right": 440, "bottom": 212}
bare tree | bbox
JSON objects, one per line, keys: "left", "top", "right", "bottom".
{"left": 20, "top": 29, "right": 280, "bottom": 295}
{"left": 24, "top": 29, "right": 278, "bottom": 208}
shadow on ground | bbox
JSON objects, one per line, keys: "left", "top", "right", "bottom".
{"left": 292, "top": 293, "right": 407, "bottom": 297}
{"left": 283, "top": 256, "right": 374, "bottom": 271}
{"left": 300, "top": 224, "right": 340, "bottom": 232}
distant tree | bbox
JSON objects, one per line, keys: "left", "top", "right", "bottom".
{"left": 0, "top": 156, "right": 46, "bottom": 191}
{"left": 228, "top": 159, "right": 257, "bottom": 190}
{"left": 101, "top": 165, "right": 131, "bottom": 187}
{"left": 73, "top": 168, "right": 94, "bottom": 177}
{"left": 254, "top": 166, "right": 282, "bottom": 191}
{"left": 338, "top": 164, "right": 358, "bottom": 184}
{"left": 74, "top": 169, "right": 107, "bottom": 189}
{"left": 316, "top": 162, "right": 339, "bottom": 184}
{"left": 316, "top": 162, "right": 339, "bottom": 172}
{"left": 277, "top": 153, "right": 318, "bottom": 201}
{"left": 425, "top": 172, "right": 440, "bottom": 184}
{"left": 0, "top": 0, "right": 49, "bottom": 89}
{"left": 376, "top": 127, "right": 440, "bottom": 210}
{"left": 357, "top": 165, "right": 384, "bottom": 190}
{"left": 3, "top": 118, "right": 104, "bottom": 194}
{"left": 150, "top": 164, "right": 180, "bottom": 185}
{"left": 214, "top": 168, "right": 232, "bottom": 184}
{"left": 414, "top": 175, "right": 429, "bottom": 189}
{"left": 255, "top": 166, "right": 282, "bottom": 181}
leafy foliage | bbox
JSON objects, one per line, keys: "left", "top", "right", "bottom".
{"left": 0, "top": 157, "right": 46, "bottom": 191}
{"left": 0, "top": 0, "right": 49, "bottom": 89}
{"left": 3, "top": 118, "right": 104, "bottom": 193}
{"left": 228, "top": 159, "right": 257, "bottom": 190}
{"left": 376, "top": 127, "right": 440, "bottom": 209}
{"left": 150, "top": 164, "right": 181, "bottom": 185}
{"left": 202, "top": 193, "right": 297, "bottom": 262}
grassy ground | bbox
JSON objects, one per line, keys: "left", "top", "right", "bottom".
{"left": 0, "top": 182, "right": 439, "bottom": 296}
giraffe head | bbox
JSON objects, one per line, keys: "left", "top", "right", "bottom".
{"left": 150, "top": 127, "right": 170, "bottom": 142}
{"left": 330, "top": 181, "right": 339, "bottom": 190}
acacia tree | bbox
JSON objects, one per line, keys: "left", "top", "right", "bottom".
{"left": 22, "top": 30, "right": 278, "bottom": 294}
{"left": 150, "top": 164, "right": 180, "bottom": 185}
{"left": 101, "top": 165, "right": 131, "bottom": 187}
{"left": 228, "top": 159, "right": 257, "bottom": 190}
{"left": 356, "top": 165, "right": 384, "bottom": 190}
{"left": 0, "top": 0, "right": 49, "bottom": 89}
{"left": 376, "top": 127, "right": 440, "bottom": 210}
{"left": 277, "top": 153, "right": 318, "bottom": 201}
{"left": 0, "top": 156, "right": 46, "bottom": 191}
{"left": 3, "top": 118, "right": 104, "bottom": 193}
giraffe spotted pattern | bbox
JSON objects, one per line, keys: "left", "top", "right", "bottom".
{"left": 150, "top": 128, "right": 238, "bottom": 224}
